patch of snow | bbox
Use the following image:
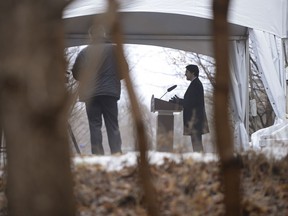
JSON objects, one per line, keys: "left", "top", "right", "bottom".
{"left": 73, "top": 151, "right": 218, "bottom": 172}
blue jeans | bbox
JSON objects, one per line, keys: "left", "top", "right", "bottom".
{"left": 85, "top": 96, "right": 122, "bottom": 155}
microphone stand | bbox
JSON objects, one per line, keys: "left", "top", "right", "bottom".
{"left": 159, "top": 91, "right": 168, "bottom": 99}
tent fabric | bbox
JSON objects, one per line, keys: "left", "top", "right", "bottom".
{"left": 63, "top": 1, "right": 288, "bottom": 151}
{"left": 63, "top": 11, "right": 246, "bottom": 55}
{"left": 229, "top": 0, "right": 287, "bottom": 38}
{"left": 63, "top": 0, "right": 287, "bottom": 56}
{"left": 63, "top": 0, "right": 248, "bottom": 52}
{"left": 251, "top": 119, "right": 287, "bottom": 149}
{"left": 229, "top": 41, "right": 250, "bottom": 151}
{"left": 250, "top": 30, "right": 286, "bottom": 120}
{"left": 64, "top": 0, "right": 288, "bottom": 39}
{"left": 250, "top": 30, "right": 287, "bottom": 149}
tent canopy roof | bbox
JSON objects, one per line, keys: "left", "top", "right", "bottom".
{"left": 64, "top": 11, "right": 248, "bottom": 49}
{"left": 64, "top": 0, "right": 287, "bottom": 54}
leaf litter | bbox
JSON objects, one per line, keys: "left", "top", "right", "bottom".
{"left": 72, "top": 151, "right": 288, "bottom": 216}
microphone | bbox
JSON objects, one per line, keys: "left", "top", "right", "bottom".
{"left": 167, "top": 85, "right": 177, "bottom": 92}
{"left": 160, "top": 85, "right": 177, "bottom": 99}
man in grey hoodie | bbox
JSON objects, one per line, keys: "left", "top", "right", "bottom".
{"left": 72, "top": 30, "right": 123, "bottom": 155}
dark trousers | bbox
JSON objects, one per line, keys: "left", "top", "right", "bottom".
{"left": 85, "top": 96, "right": 122, "bottom": 155}
{"left": 190, "top": 132, "right": 203, "bottom": 152}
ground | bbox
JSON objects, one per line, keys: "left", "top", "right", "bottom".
{"left": 0, "top": 151, "right": 287, "bottom": 215}
{"left": 72, "top": 151, "right": 288, "bottom": 216}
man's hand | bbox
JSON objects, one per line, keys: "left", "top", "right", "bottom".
{"left": 169, "top": 95, "right": 180, "bottom": 104}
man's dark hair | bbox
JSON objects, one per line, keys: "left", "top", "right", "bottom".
{"left": 186, "top": 64, "right": 199, "bottom": 77}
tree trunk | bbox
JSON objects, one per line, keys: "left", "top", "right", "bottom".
{"left": 0, "top": 1, "right": 75, "bottom": 215}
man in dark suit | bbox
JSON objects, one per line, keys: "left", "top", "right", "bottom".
{"left": 171, "top": 64, "right": 209, "bottom": 152}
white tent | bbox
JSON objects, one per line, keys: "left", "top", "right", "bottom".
{"left": 63, "top": 0, "right": 288, "bottom": 151}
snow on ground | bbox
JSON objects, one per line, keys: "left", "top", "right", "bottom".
{"left": 73, "top": 145, "right": 288, "bottom": 172}
{"left": 73, "top": 151, "right": 218, "bottom": 172}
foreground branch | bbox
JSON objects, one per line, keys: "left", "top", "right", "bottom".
{"left": 0, "top": 1, "right": 75, "bottom": 215}
{"left": 108, "top": 1, "right": 159, "bottom": 216}
{"left": 212, "top": 0, "right": 242, "bottom": 215}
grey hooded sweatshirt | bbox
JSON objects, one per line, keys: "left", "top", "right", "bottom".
{"left": 72, "top": 43, "right": 122, "bottom": 102}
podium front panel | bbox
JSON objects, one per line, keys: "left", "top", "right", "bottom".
{"left": 156, "top": 114, "right": 174, "bottom": 152}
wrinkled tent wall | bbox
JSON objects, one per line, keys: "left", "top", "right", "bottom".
{"left": 250, "top": 30, "right": 286, "bottom": 119}
{"left": 250, "top": 30, "right": 288, "bottom": 149}
{"left": 286, "top": 39, "right": 288, "bottom": 112}
{"left": 229, "top": 40, "right": 250, "bottom": 151}
{"left": 248, "top": 0, "right": 288, "bottom": 150}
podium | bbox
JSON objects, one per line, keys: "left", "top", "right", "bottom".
{"left": 151, "top": 95, "right": 182, "bottom": 152}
